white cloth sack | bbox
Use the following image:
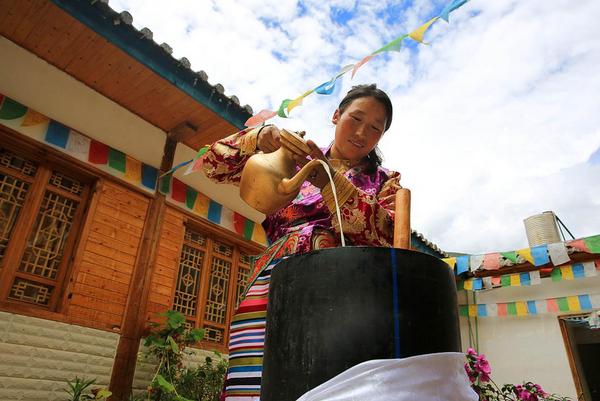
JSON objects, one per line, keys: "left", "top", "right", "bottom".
{"left": 296, "top": 352, "right": 478, "bottom": 401}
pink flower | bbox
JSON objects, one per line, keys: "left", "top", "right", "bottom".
{"left": 473, "top": 354, "right": 491, "bottom": 382}
{"left": 515, "top": 385, "right": 538, "bottom": 401}
{"left": 466, "top": 347, "right": 478, "bottom": 357}
{"left": 464, "top": 363, "right": 477, "bottom": 383}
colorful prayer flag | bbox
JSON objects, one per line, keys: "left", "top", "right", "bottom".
{"left": 501, "top": 251, "right": 519, "bottom": 264}
{"left": 21, "top": 109, "right": 49, "bottom": 127}
{"left": 245, "top": 109, "right": 277, "bottom": 127}
{"left": 45, "top": 121, "right": 70, "bottom": 149}
{"left": 66, "top": 130, "right": 91, "bottom": 159}
{"left": 141, "top": 164, "right": 158, "bottom": 190}
{"left": 482, "top": 253, "right": 501, "bottom": 270}
{"left": 516, "top": 248, "right": 534, "bottom": 264}
{"left": 440, "top": 0, "right": 469, "bottom": 22}
{"left": 584, "top": 235, "right": 600, "bottom": 253}
{"left": 89, "top": 140, "right": 109, "bottom": 164}
{"left": 171, "top": 178, "right": 187, "bottom": 203}
{"left": 208, "top": 200, "right": 223, "bottom": 224}
{"left": 0, "top": 97, "right": 27, "bottom": 120}
{"left": 561, "top": 265, "right": 574, "bottom": 280}
{"left": 566, "top": 296, "right": 580, "bottom": 312}
{"left": 193, "top": 192, "right": 210, "bottom": 217}
{"left": 548, "top": 242, "right": 570, "bottom": 265}
{"left": 469, "top": 255, "right": 484, "bottom": 272}
{"left": 124, "top": 155, "right": 141, "bottom": 183}
{"left": 531, "top": 245, "right": 550, "bottom": 266}
{"left": 456, "top": 255, "right": 469, "bottom": 275}
{"left": 408, "top": 17, "right": 439, "bottom": 43}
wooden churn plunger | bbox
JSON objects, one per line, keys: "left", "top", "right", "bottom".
{"left": 393, "top": 187, "right": 411, "bottom": 250}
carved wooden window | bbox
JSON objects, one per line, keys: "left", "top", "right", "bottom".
{"left": 0, "top": 146, "right": 90, "bottom": 311}
{"left": 173, "top": 226, "right": 256, "bottom": 348}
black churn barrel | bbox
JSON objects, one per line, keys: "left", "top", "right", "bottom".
{"left": 260, "top": 247, "right": 460, "bottom": 401}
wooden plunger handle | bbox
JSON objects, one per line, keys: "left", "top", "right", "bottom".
{"left": 393, "top": 188, "right": 411, "bottom": 249}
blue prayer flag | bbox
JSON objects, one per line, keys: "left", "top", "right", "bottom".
{"left": 520, "top": 272, "right": 531, "bottom": 286}
{"left": 531, "top": 245, "right": 550, "bottom": 266}
{"left": 45, "top": 120, "right": 69, "bottom": 149}
{"left": 527, "top": 300, "right": 537, "bottom": 315}
{"left": 477, "top": 304, "right": 487, "bottom": 317}
{"left": 572, "top": 263, "right": 585, "bottom": 279}
{"left": 207, "top": 201, "right": 222, "bottom": 224}
{"left": 141, "top": 164, "right": 158, "bottom": 190}
{"left": 456, "top": 255, "right": 469, "bottom": 275}
{"left": 578, "top": 294, "right": 592, "bottom": 310}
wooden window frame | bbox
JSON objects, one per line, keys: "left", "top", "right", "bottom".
{"left": 558, "top": 314, "right": 595, "bottom": 401}
{"left": 171, "top": 214, "right": 263, "bottom": 353}
{"left": 0, "top": 129, "right": 95, "bottom": 318}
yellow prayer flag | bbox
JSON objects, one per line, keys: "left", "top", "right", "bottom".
{"left": 286, "top": 96, "right": 304, "bottom": 114}
{"left": 21, "top": 109, "right": 49, "bottom": 127}
{"left": 566, "top": 296, "right": 581, "bottom": 311}
{"left": 193, "top": 192, "right": 210, "bottom": 217}
{"left": 516, "top": 301, "right": 528, "bottom": 316}
{"left": 408, "top": 17, "right": 439, "bottom": 43}
{"left": 251, "top": 224, "right": 267, "bottom": 245}
{"left": 561, "top": 265, "right": 574, "bottom": 280}
{"left": 124, "top": 155, "right": 141, "bottom": 183}
{"left": 510, "top": 274, "right": 521, "bottom": 287}
{"left": 468, "top": 304, "right": 477, "bottom": 317}
{"left": 516, "top": 248, "right": 534, "bottom": 264}
{"left": 442, "top": 257, "right": 456, "bottom": 268}
{"left": 463, "top": 279, "right": 473, "bottom": 290}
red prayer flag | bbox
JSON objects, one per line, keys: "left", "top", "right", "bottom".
{"left": 88, "top": 140, "right": 109, "bottom": 164}
{"left": 233, "top": 212, "right": 246, "bottom": 235}
{"left": 171, "top": 178, "right": 187, "bottom": 203}
{"left": 546, "top": 298, "right": 559, "bottom": 313}
{"left": 497, "top": 303, "right": 507, "bottom": 316}
{"left": 567, "top": 239, "right": 589, "bottom": 252}
{"left": 483, "top": 253, "right": 501, "bottom": 270}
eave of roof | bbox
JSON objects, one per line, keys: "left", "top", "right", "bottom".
{"left": 50, "top": 0, "right": 252, "bottom": 130}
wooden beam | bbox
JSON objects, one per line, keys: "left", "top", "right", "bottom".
{"left": 168, "top": 121, "right": 198, "bottom": 143}
{"left": 108, "top": 134, "right": 177, "bottom": 400}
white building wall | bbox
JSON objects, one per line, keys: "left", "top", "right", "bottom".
{"left": 0, "top": 311, "right": 119, "bottom": 401}
{"left": 459, "top": 274, "right": 600, "bottom": 400}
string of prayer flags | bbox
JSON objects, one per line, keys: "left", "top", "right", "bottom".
{"left": 458, "top": 262, "right": 599, "bottom": 291}
{"left": 459, "top": 293, "right": 600, "bottom": 318}
{"left": 0, "top": 94, "right": 159, "bottom": 192}
{"left": 244, "top": 0, "right": 471, "bottom": 126}
{"left": 446, "top": 235, "right": 600, "bottom": 277}
{"left": 159, "top": 176, "right": 267, "bottom": 245}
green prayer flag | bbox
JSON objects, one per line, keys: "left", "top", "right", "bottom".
{"left": 456, "top": 280, "right": 464, "bottom": 290}
{"left": 459, "top": 305, "right": 468, "bottom": 317}
{"left": 108, "top": 148, "right": 126, "bottom": 173}
{"left": 551, "top": 268, "right": 562, "bottom": 282}
{"left": 501, "top": 275, "right": 511, "bottom": 287}
{"left": 507, "top": 302, "right": 517, "bottom": 315}
{"left": 185, "top": 188, "right": 198, "bottom": 209}
{"left": 501, "top": 251, "right": 518, "bottom": 263}
{"left": 277, "top": 99, "right": 292, "bottom": 118}
{"left": 0, "top": 97, "right": 27, "bottom": 120}
{"left": 243, "top": 219, "right": 255, "bottom": 240}
{"left": 584, "top": 235, "right": 600, "bottom": 253}
{"left": 557, "top": 297, "right": 569, "bottom": 312}
{"left": 159, "top": 175, "right": 171, "bottom": 195}
{"left": 373, "top": 34, "right": 408, "bottom": 54}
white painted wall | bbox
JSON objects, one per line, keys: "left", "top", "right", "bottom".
{"left": 0, "top": 311, "right": 119, "bottom": 401}
{"left": 459, "top": 274, "right": 600, "bottom": 399}
{"left": 0, "top": 36, "right": 262, "bottom": 221}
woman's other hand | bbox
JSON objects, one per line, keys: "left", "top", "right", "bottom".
{"left": 256, "top": 125, "right": 281, "bottom": 153}
{"left": 293, "top": 140, "right": 334, "bottom": 189}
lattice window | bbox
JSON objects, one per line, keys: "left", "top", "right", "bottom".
{"left": 204, "top": 255, "right": 231, "bottom": 324}
{"left": 8, "top": 277, "right": 52, "bottom": 305}
{"left": 0, "top": 142, "right": 89, "bottom": 311}
{"left": 173, "top": 244, "right": 204, "bottom": 317}
{"left": 236, "top": 253, "right": 252, "bottom": 309}
{"left": 0, "top": 175, "right": 30, "bottom": 263}
{"left": 0, "top": 149, "right": 37, "bottom": 265}
{"left": 173, "top": 225, "right": 261, "bottom": 349}
{"left": 19, "top": 191, "right": 78, "bottom": 279}
{"left": 204, "top": 325, "right": 225, "bottom": 343}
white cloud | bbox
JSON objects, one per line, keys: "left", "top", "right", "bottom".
{"left": 112, "top": 0, "right": 600, "bottom": 254}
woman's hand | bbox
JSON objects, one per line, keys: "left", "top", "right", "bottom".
{"left": 256, "top": 125, "right": 281, "bottom": 153}
{"left": 293, "top": 140, "right": 335, "bottom": 189}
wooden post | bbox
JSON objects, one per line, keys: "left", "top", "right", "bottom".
{"left": 393, "top": 188, "right": 411, "bottom": 249}
{"left": 108, "top": 134, "right": 178, "bottom": 400}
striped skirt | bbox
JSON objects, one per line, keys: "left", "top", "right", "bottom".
{"left": 224, "top": 260, "right": 276, "bottom": 400}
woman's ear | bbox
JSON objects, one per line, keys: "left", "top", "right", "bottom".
{"left": 332, "top": 109, "right": 340, "bottom": 125}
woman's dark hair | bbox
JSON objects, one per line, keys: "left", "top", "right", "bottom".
{"left": 337, "top": 84, "right": 393, "bottom": 174}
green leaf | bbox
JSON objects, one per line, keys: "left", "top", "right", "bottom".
{"left": 94, "top": 389, "right": 112, "bottom": 400}
{"left": 154, "top": 374, "right": 175, "bottom": 393}
{"left": 164, "top": 310, "right": 186, "bottom": 329}
{"left": 167, "top": 335, "right": 180, "bottom": 354}
{"left": 189, "top": 328, "right": 205, "bottom": 342}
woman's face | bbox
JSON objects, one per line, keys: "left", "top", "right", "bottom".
{"left": 330, "top": 96, "right": 388, "bottom": 163}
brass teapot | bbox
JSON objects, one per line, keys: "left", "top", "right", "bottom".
{"left": 240, "top": 129, "right": 322, "bottom": 214}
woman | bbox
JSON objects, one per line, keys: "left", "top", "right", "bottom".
{"left": 203, "top": 84, "right": 401, "bottom": 400}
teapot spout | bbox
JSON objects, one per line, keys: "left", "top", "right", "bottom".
{"left": 278, "top": 159, "right": 323, "bottom": 195}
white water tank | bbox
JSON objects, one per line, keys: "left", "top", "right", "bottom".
{"left": 523, "top": 211, "right": 561, "bottom": 247}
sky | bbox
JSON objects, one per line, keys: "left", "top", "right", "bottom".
{"left": 111, "top": 0, "right": 600, "bottom": 254}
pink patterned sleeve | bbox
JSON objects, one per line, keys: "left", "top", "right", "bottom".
{"left": 202, "top": 127, "right": 260, "bottom": 185}
{"left": 321, "top": 170, "right": 401, "bottom": 247}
